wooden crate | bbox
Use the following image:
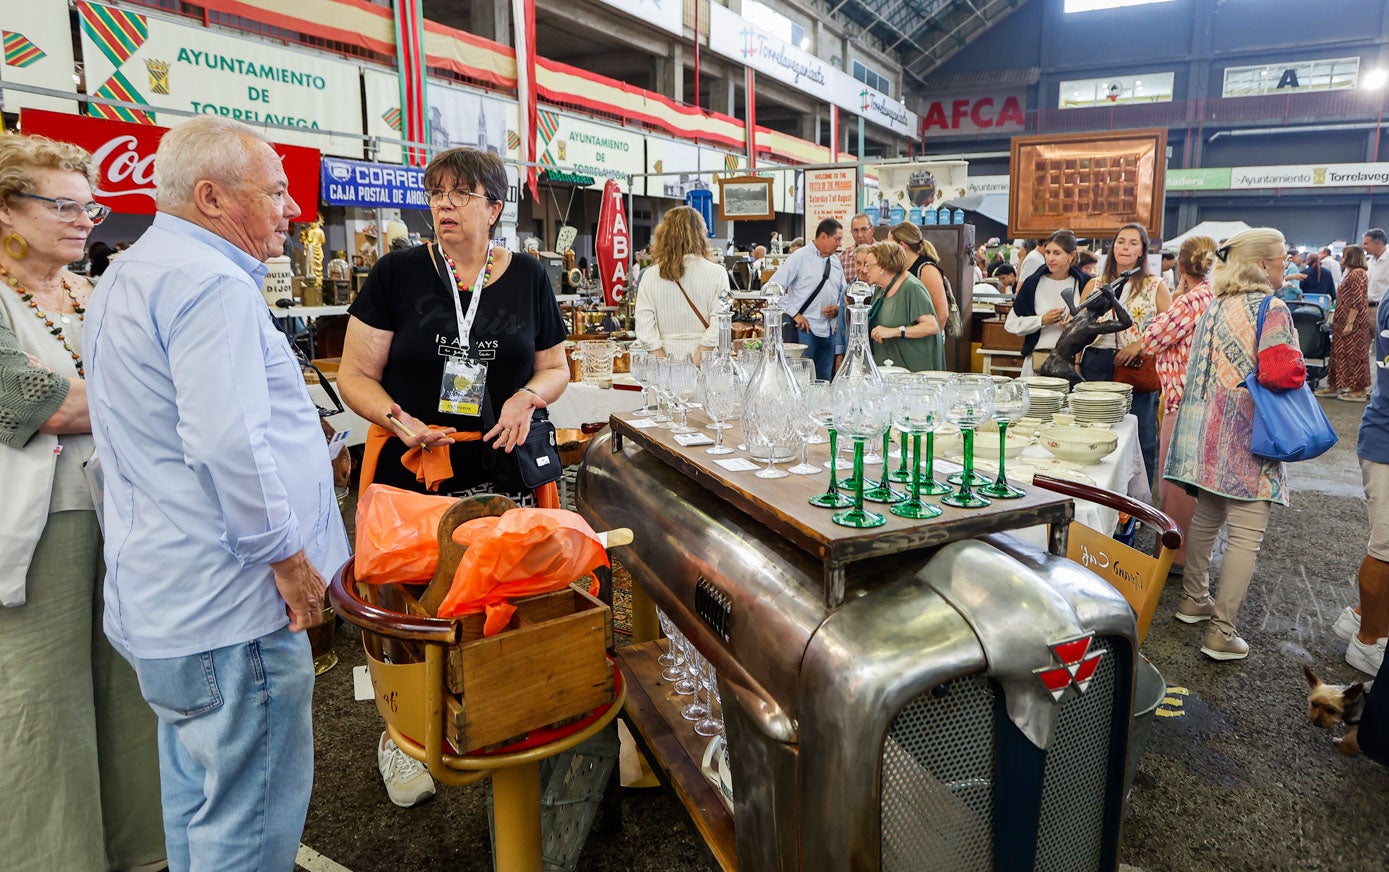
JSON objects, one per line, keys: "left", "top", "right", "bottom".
{"left": 443, "top": 585, "right": 614, "bottom": 751}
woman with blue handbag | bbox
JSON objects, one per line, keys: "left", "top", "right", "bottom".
{"left": 1164, "top": 228, "right": 1312, "bottom": 661}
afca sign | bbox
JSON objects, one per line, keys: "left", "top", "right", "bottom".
{"left": 920, "top": 93, "right": 1026, "bottom": 135}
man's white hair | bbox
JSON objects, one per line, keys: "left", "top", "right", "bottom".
{"left": 155, "top": 116, "right": 270, "bottom": 210}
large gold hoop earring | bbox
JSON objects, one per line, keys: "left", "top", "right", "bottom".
{"left": 2, "top": 233, "right": 27, "bottom": 260}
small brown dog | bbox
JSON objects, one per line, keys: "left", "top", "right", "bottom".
{"left": 1302, "top": 664, "right": 1371, "bottom": 756}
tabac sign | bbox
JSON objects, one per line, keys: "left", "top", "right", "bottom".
{"left": 596, "top": 179, "right": 630, "bottom": 306}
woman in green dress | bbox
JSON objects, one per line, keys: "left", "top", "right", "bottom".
{"left": 862, "top": 240, "right": 945, "bottom": 372}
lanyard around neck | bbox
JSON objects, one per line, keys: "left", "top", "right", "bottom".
{"left": 439, "top": 244, "right": 490, "bottom": 355}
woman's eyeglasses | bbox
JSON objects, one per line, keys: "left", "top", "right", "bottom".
{"left": 425, "top": 188, "right": 498, "bottom": 210}
{"left": 16, "top": 193, "right": 111, "bottom": 225}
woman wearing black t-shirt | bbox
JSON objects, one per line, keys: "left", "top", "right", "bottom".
{"left": 339, "top": 147, "right": 569, "bottom": 503}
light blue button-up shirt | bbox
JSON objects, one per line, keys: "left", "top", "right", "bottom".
{"left": 86, "top": 213, "right": 350, "bottom": 659}
{"left": 768, "top": 244, "right": 844, "bottom": 338}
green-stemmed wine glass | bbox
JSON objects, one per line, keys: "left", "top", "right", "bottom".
{"left": 808, "top": 381, "right": 851, "bottom": 507}
{"left": 830, "top": 382, "right": 889, "bottom": 528}
{"left": 940, "top": 374, "right": 995, "bottom": 509}
{"left": 979, "top": 380, "right": 1030, "bottom": 499}
{"left": 890, "top": 375, "right": 944, "bottom": 519}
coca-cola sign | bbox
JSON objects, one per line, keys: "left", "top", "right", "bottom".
{"left": 20, "top": 108, "right": 321, "bottom": 220}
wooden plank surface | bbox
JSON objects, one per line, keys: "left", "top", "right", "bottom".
{"left": 609, "top": 411, "right": 1073, "bottom": 571}
{"left": 617, "top": 641, "right": 737, "bottom": 872}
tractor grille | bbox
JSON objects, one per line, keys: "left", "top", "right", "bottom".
{"left": 1035, "top": 637, "right": 1119, "bottom": 872}
{"left": 880, "top": 637, "right": 1121, "bottom": 872}
{"left": 881, "top": 674, "right": 996, "bottom": 872}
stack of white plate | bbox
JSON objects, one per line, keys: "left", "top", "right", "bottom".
{"left": 1073, "top": 381, "right": 1133, "bottom": 413}
{"left": 1027, "top": 388, "right": 1067, "bottom": 421}
{"left": 1022, "top": 375, "right": 1071, "bottom": 394}
{"left": 1069, "top": 390, "right": 1129, "bottom": 424}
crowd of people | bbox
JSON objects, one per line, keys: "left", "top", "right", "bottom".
{"left": 2, "top": 117, "right": 1386, "bottom": 872}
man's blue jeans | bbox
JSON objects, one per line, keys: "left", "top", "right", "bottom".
{"left": 798, "top": 328, "right": 835, "bottom": 381}
{"left": 131, "top": 626, "right": 314, "bottom": 872}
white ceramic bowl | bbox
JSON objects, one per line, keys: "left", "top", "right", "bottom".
{"left": 972, "top": 428, "right": 1030, "bottom": 460}
{"left": 783, "top": 343, "right": 808, "bottom": 358}
{"left": 1038, "top": 426, "right": 1119, "bottom": 466}
{"left": 932, "top": 424, "right": 963, "bottom": 456}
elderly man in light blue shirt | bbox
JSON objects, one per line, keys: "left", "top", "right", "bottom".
{"left": 85, "top": 117, "right": 348, "bottom": 872}
{"left": 768, "top": 218, "right": 845, "bottom": 379}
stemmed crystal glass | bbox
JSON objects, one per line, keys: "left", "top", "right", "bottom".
{"left": 666, "top": 356, "right": 699, "bottom": 435}
{"left": 673, "top": 634, "right": 700, "bottom": 698}
{"left": 679, "top": 642, "right": 709, "bottom": 721}
{"left": 807, "top": 380, "right": 852, "bottom": 507}
{"left": 649, "top": 357, "right": 674, "bottom": 427}
{"left": 694, "top": 661, "right": 724, "bottom": 737}
{"left": 700, "top": 360, "right": 739, "bottom": 455}
{"left": 831, "top": 381, "right": 891, "bottom": 528}
{"left": 890, "top": 375, "right": 945, "bottom": 519}
{"left": 787, "top": 357, "right": 815, "bottom": 391}
{"left": 629, "top": 348, "right": 654, "bottom": 417}
{"left": 655, "top": 608, "right": 685, "bottom": 681}
{"left": 979, "top": 380, "right": 1030, "bottom": 499}
{"left": 862, "top": 377, "right": 907, "bottom": 504}
{"left": 746, "top": 397, "right": 798, "bottom": 479}
{"left": 940, "top": 374, "right": 996, "bottom": 509}
{"left": 787, "top": 380, "right": 825, "bottom": 475}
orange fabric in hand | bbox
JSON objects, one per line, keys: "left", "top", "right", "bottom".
{"left": 436, "top": 509, "right": 610, "bottom": 634}
{"left": 401, "top": 428, "right": 483, "bottom": 493}
{"left": 354, "top": 484, "right": 457, "bottom": 584}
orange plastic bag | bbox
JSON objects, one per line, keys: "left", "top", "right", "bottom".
{"left": 354, "top": 484, "right": 457, "bottom": 584}
{"left": 436, "top": 508, "right": 609, "bottom": 634}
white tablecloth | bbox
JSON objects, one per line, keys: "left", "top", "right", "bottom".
{"left": 1013, "top": 414, "right": 1149, "bottom": 546}
{"left": 548, "top": 380, "right": 645, "bottom": 428}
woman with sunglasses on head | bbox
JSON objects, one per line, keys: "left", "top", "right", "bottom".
{"left": 1080, "top": 222, "right": 1171, "bottom": 485}
{"left": 338, "top": 147, "right": 569, "bottom": 805}
{"left": 0, "top": 135, "right": 165, "bottom": 871}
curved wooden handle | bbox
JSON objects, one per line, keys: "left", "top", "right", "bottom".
{"left": 328, "top": 559, "right": 460, "bottom": 643}
{"left": 1032, "top": 474, "right": 1183, "bottom": 552}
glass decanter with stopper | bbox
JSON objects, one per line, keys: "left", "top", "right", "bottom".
{"left": 741, "top": 282, "right": 803, "bottom": 463}
{"left": 703, "top": 291, "right": 747, "bottom": 405}
{"left": 833, "top": 281, "right": 885, "bottom": 473}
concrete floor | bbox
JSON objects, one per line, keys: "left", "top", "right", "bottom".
{"left": 299, "top": 396, "right": 1389, "bottom": 872}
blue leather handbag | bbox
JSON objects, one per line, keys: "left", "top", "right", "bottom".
{"left": 1244, "top": 296, "right": 1338, "bottom": 462}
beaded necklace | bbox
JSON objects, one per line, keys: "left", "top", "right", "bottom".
{"left": 1, "top": 263, "right": 85, "bottom": 377}
{"left": 442, "top": 244, "right": 496, "bottom": 297}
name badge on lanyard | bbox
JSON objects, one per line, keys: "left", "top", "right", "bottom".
{"left": 436, "top": 245, "right": 492, "bottom": 416}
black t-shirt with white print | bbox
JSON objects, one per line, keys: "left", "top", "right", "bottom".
{"left": 349, "top": 244, "right": 566, "bottom": 493}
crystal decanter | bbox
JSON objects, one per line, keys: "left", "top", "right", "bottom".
{"left": 741, "top": 282, "right": 803, "bottom": 462}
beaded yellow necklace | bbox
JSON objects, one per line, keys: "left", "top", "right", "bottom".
{"left": 1, "top": 263, "right": 85, "bottom": 377}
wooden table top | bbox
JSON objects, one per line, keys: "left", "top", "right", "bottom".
{"left": 608, "top": 411, "right": 1074, "bottom": 602}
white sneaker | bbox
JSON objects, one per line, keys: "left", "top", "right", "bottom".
{"left": 377, "top": 731, "right": 435, "bottom": 807}
{"left": 1345, "top": 636, "right": 1386, "bottom": 676}
{"left": 1332, "top": 606, "right": 1361, "bottom": 641}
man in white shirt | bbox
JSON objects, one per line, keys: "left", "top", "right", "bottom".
{"left": 1319, "top": 246, "right": 1343, "bottom": 289}
{"left": 769, "top": 218, "right": 845, "bottom": 380}
{"left": 1019, "top": 239, "right": 1045, "bottom": 281}
{"left": 1364, "top": 228, "right": 1389, "bottom": 306}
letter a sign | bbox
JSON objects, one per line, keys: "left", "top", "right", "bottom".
{"left": 596, "top": 178, "right": 630, "bottom": 306}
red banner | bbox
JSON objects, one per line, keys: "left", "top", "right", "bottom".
{"left": 19, "top": 109, "right": 321, "bottom": 222}
{"left": 595, "top": 179, "right": 629, "bottom": 306}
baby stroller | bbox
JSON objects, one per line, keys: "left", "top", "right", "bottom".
{"left": 1286, "top": 297, "right": 1331, "bottom": 388}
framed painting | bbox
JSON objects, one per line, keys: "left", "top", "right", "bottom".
{"left": 717, "top": 175, "right": 775, "bottom": 221}
{"left": 1008, "top": 128, "right": 1167, "bottom": 239}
